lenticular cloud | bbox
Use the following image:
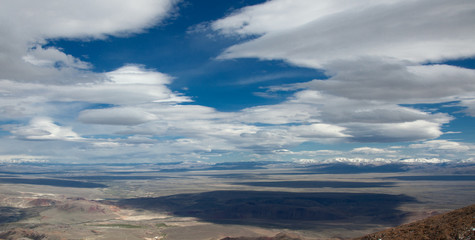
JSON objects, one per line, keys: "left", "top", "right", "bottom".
{"left": 214, "top": 0, "right": 475, "bottom": 67}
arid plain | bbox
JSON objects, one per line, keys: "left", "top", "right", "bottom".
{"left": 0, "top": 162, "right": 474, "bottom": 240}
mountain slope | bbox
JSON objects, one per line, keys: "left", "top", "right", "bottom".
{"left": 355, "top": 204, "right": 475, "bottom": 240}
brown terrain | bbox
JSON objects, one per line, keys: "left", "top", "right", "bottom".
{"left": 0, "top": 197, "right": 472, "bottom": 240}
{"left": 219, "top": 204, "right": 475, "bottom": 240}
{"left": 0, "top": 228, "right": 46, "bottom": 240}
{"left": 0, "top": 163, "right": 474, "bottom": 240}
{"left": 221, "top": 233, "right": 303, "bottom": 240}
{"left": 355, "top": 204, "right": 475, "bottom": 240}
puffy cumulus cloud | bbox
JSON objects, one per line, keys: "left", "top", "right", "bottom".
{"left": 194, "top": 87, "right": 451, "bottom": 147}
{"left": 2, "top": 66, "right": 453, "bottom": 161}
{"left": 258, "top": 89, "right": 452, "bottom": 142}
{"left": 0, "top": 0, "right": 179, "bottom": 82}
{"left": 22, "top": 45, "right": 92, "bottom": 70}
{"left": 409, "top": 140, "right": 471, "bottom": 152}
{"left": 0, "top": 65, "right": 189, "bottom": 121}
{"left": 8, "top": 117, "right": 82, "bottom": 141}
{"left": 220, "top": 93, "right": 450, "bottom": 152}
{"left": 214, "top": 0, "right": 475, "bottom": 68}
{"left": 284, "top": 90, "right": 453, "bottom": 125}
{"left": 346, "top": 120, "right": 446, "bottom": 143}
{"left": 106, "top": 65, "right": 173, "bottom": 85}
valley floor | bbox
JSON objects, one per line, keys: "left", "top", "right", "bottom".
{"left": 0, "top": 162, "right": 473, "bottom": 239}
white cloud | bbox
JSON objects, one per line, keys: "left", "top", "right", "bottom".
{"left": 265, "top": 89, "right": 451, "bottom": 142}
{"left": 0, "top": 0, "right": 179, "bottom": 82}
{"left": 346, "top": 120, "right": 445, "bottom": 142}
{"left": 106, "top": 65, "right": 173, "bottom": 85}
{"left": 0, "top": 65, "right": 189, "bottom": 121}
{"left": 459, "top": 99, "right": 475, "bottom": 117}
{"left": 276, "top": 149, "right": 343, "bottom": 156}
{"left": 409, "top": 140, "right": 471, "bottom": 152}
{"left": 78, "top": 107, "right": 158, "bottom": 125}
{"left": 22, "top": 45, "right": 92, "bottom": 70}
{"left": 212, "top": 0, "right": 357, "bottom": 36}
{"left": 238, "top": 102, "right": 319, "bottom": 124}
{"left": 211, "top": 0, "right": 475, "bottom": 150}
{"left": 9, "top": 117, "right": 82, "bottom": 141}
{"left": 214, "top": 0, "right": 475, "bottom": 68}
{"left": 0, "top": 154, "right": 49, "bottom": 163}
{"left": 0, "top": 0, "right": 472, "bottom": 163}
{"left": 289, "top": 123, "right": 350, "bottom": 139}
{"left": 0, "top": 62, "right": 455, "bottom": 160}
{"left": 351, "top": 147, "right": 397, "bottom": 154}
{"left": 299, "top": 60, "right": 475, "bottom": 104}
{"left": 1, "top": 0, "right": 178, "bottom": 39}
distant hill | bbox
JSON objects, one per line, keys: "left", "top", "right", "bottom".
{"left": 355, "top": 204, "right": 475, "bottom": 240}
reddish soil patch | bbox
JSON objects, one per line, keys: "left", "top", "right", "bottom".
{"left": 28, "top": 198, "right": 58, "bottom": 207}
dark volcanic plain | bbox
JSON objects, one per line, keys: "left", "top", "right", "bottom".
{"left": 0, "top": 161, "right": 474, "bottom": 239}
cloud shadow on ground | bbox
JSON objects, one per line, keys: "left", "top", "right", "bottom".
{"left": 384, "top": 175, "right": 475, "bottom": 181}
{"left": 229, "top": 181, "right": 395, "bottom": 188}
{"left": 0, "top": 177, "right": 107, "bottom": 188}
{"left": 302, "top": 164, "right": 409, "bottom": 174}
{"left": 116, "top": 190, "right": 417, "bottom": 229}
{"left": 0, "top": 207, "right": 42, "bottom": 225}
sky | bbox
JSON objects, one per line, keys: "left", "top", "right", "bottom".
{"left": 0, "top": 0, "right": 474, "bottom": 164}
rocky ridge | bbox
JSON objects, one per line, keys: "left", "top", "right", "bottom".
{"left": 355, "top": 204, "right": 475, "bottom": 240}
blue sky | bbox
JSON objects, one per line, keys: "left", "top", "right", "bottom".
{"left": 0, "top": 0, "right": 474, "bottom": 164}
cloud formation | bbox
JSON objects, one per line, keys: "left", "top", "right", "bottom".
{"left": 78, "top": 107, "right": 158, "bottom": 126}
{"left": 213, "top": 0, "right": 475, "bottom": 67}
{"left": 409, "top": 140, "right": 471, "bottom": 152}
{"left": 0, "top": 0, "right": 179, "bottom": 82}
{"left": 207, "top": 0, "right": 475, "bottom": 159}
{"left": 303, "top": 61, "right": 475, "bottom": 104}
{"left": 0, "top": 0, "right": 473, "bottom": 163}
{"left": 9, "top": 117, "right": 82, "bottom": 141}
